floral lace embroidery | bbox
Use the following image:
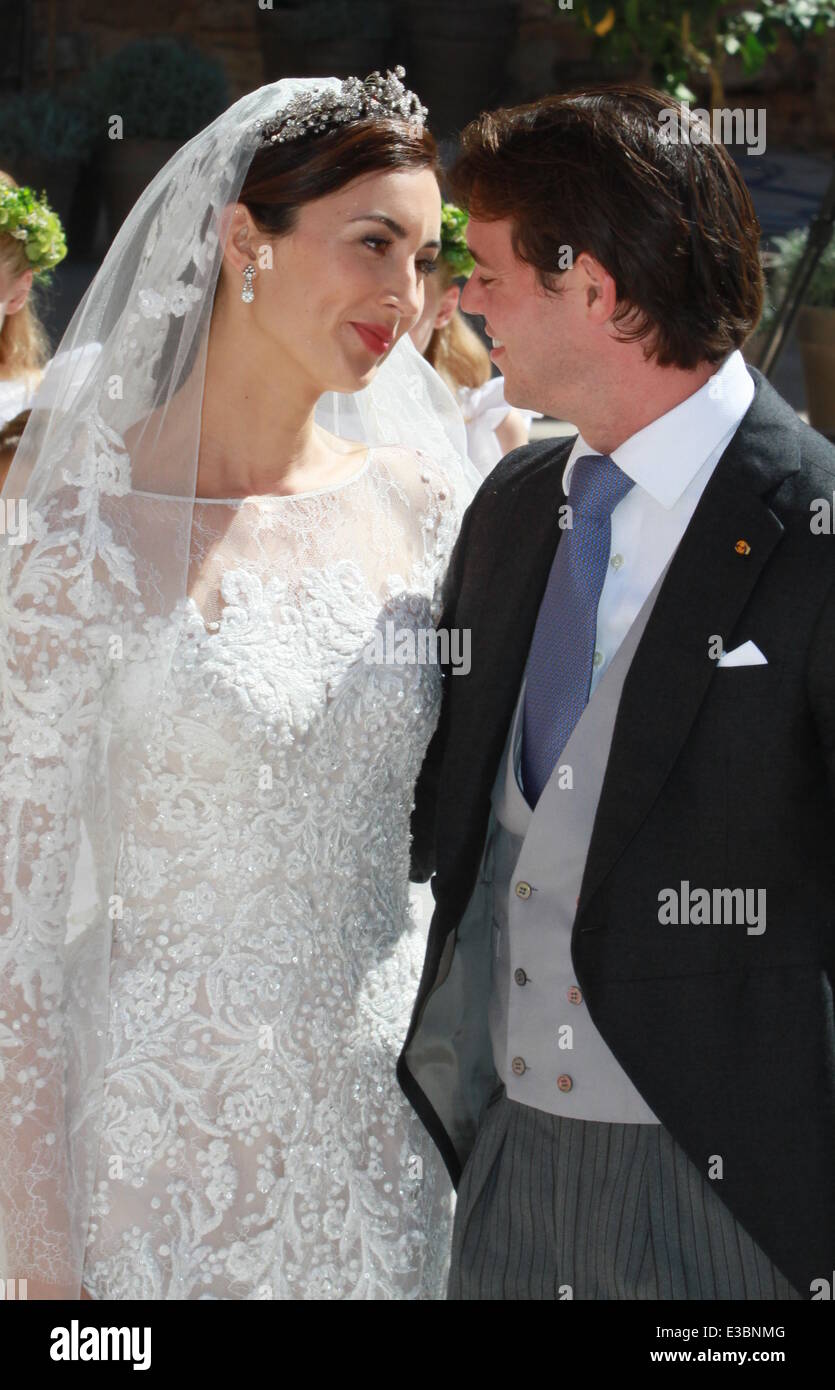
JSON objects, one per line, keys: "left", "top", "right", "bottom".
{"left": 2, "top": 442, "right": 462, "bottom": 1300}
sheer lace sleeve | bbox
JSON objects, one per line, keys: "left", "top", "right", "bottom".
{"left": 0, "top": 500, "right": 112, "bottom": 1297}
{"left": 387, "top": 444, "right": 470, "bottom": 628}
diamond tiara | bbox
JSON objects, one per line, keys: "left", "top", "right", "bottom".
{"left": 256, "top": 66, "right": 429, "bottom": 147}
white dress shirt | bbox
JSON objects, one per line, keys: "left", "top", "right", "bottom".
{"left": 562, "top": 349, "right": 755, "bottom": 694}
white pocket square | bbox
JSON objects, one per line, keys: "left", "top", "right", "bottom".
{"left": 716, "top": 640, "right": 768, "bottom": 667}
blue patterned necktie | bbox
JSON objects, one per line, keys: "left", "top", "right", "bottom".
{"left": 521, "top": 453, "right": 635, "bottom": 808}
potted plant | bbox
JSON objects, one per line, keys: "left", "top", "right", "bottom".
{"left": 753, "top": 225, "right": 835, "bottom": 432}
{"left": 0, "top": 89, "right": 91, "bottom": 235}
{"left": 80, "top": 37, "right": 229, "bottom": 242}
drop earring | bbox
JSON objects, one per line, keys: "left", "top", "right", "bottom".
{"left": 241, "top": 264, "right": 256, "bottom": 303}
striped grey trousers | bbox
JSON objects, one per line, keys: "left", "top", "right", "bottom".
{"left": 448, "top": 1083, "right": 802, "bottom": 1300}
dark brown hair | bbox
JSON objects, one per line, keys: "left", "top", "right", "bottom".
{"left": 238, "top": 116, "right": 441, "bottom": 239}
{"left": 446, "top": 84, "right": 764, "bottom": 370}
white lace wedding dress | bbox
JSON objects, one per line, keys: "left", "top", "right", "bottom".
{"left": 12, "top": 441, "right": 462, "bottom": 1300}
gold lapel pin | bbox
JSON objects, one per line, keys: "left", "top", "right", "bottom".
{"left": 734, "top": 539, "right": 751, "bottom": 555}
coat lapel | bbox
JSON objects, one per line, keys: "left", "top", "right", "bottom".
{"left": 438, "top": 440, "right": 573, "bottom": 803}
{"left": 576, "top": 368, "right": 801, "bottom": 924}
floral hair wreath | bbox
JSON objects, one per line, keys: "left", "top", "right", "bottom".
{"left": 0, "top": 182, "right": 68, "bottom": 284}
{"left": 440, "top": 201, "right": 475, "bottom": 279}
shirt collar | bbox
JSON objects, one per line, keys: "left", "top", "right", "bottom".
{"left": 561, "top": 349, "right": 755, "bottom": 509}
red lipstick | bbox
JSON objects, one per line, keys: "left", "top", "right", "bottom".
{"left": 350, "top": 322, "right": 393, "bottom": 355}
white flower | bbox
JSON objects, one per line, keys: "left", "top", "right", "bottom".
{"left": 96, "top": 452, "right": 131, "bottom": 496}
{"left": 61, "top": 456, "right": 97, "bottom": 490}
{"left": 167, "top": 282, "right": 202, "bottom": 317}
{"left": 137, "top": 288, "right": 166, "bottom": 320}
{"left": 138, "top": 282, "right": 201, "bottom": 320}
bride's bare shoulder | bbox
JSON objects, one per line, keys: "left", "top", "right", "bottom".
{"left": 315, "top": 425, "right": 368, "bottom": 462}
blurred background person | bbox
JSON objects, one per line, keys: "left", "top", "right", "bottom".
{"left": 0, "top": 174, "right": 65, "bottom": 487}
{"left": 409, "top": 200, "right": 541, "bottom": 477}
{"left": 0, "top": 174, "right": 102, "bottom": 492}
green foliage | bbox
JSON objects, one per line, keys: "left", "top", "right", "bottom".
{"left": 0, "top": 180, "right": 68, "bottom": 283}
{"left": 79, "top": 36, "right": 229, "bottom": 142}
{"left": 440, "top": 202, "right": 475, "bottom": 277}
{"left": 560, "top": 0, "right": 835, "bottom": 101}
{"left": 760, "top": 223, "right": 835, "bottom": 325}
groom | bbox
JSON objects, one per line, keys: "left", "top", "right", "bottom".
{"left": 399, "top": 85, "right": 835, "bottom": 1300}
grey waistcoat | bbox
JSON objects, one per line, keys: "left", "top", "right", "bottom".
{"left": 487, "top": 566, "right": 672, "bottom": 1122}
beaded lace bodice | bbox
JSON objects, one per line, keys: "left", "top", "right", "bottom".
{"left": 1, "top": 442, "right": 463, "bottom": 1300}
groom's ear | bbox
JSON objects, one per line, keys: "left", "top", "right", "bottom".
{"left": 575, "top": 251, "right": 617, "bottom": 320}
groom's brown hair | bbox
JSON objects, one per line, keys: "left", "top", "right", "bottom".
{"left": 446, "top": 85, "right": 765, "bottom": 371}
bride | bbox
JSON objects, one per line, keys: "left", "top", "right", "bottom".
{"left": 0, "top": 69, "right": 480, "bottom": 1300}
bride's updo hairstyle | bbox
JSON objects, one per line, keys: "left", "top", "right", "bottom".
{"left": 234, "top": 113, "right": 442, "bottom": 245}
